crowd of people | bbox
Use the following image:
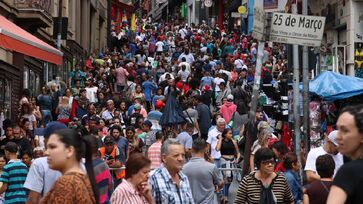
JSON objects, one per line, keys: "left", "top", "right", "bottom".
{"left": 0, "top": 19, "right": 362, "bottom": 204}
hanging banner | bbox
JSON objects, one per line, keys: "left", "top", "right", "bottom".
{"left": 131, "top": 13, "right": 136, "bottom": 31}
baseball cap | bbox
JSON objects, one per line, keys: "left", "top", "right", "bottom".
{"left": 143, "top": 120, "right": 152, "bottom": 127}
{"left": 155, "top": 100, "right": 165, "bottom": 109}
{"left": 104, "top": 136, "right": 115, "bottom": 144}
{"left": 44, "top": 121, "right": 67, "bottom": 138}
{"left": 227, "top": 94, "right": 234, "bottom": 101}
{"left": 328, "top": 130, "right": 339, "bottom": 146}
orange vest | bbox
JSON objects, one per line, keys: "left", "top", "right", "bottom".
{"left": 99, "top": 146, "right": 125, "bottom": 180}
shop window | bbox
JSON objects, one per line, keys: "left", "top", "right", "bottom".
{"left": 0, "top": 78, "right": 12, "bottom": 119}
{"left": 24, "top": 66, "right": 41, "bottom": 97}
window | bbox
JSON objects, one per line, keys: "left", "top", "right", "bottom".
{"left": 0, "top": 78, "right": 12, "bottom": 119}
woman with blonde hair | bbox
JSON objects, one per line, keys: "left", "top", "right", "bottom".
{"left": 250, "top": 128, "right": 273, "bottom": 171}
{"left": 56, "top": 96, "right": 71, "bottom": 126}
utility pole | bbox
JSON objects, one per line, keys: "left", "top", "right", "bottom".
{"left": 241, "top": 4, "right": 267, "bottom": 177}
{"left": 292, "top": 1, "right": 301, "bottom": 168}
{"left": 302, "top": 0, "right": 310, "bottom": 152}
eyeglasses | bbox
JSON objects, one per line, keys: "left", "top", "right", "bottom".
{"left": 261, "top": 159, "right": 276, "bottom": 165}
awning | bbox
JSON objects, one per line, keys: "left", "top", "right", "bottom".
{"left": 0, "top": 15, "right": 63, "bottom": 65}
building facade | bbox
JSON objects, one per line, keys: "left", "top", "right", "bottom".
{"left": 0, "top": 0, "right": 108, "bottom": 121}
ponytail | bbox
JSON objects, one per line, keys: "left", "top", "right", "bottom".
{"left": 83, "top": 136, "right": 100, "bottom": 204}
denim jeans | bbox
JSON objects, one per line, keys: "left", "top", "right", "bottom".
{"left": 41, "top": 110, "right": 52, "bottom": 126}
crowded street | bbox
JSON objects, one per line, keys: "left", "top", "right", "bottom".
{"left": 0, "top": 0, "right": 362, "bottom": 203}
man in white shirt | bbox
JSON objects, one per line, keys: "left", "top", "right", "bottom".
{"left": 234, "top": 58, "right": 244, "bottom": 70}
{"left": 207, "top": 118, "right": 226, "bottom": 168}
{"left": 178, "top": 48, "right": 195, "bottom": 64}
{"left": 178, "top": 57, "right": 191, "bottom": 73}
{"left": 304, "top": 130, "right": 344, "bottom": 183}
{"left": 213, "top": 73, "right": 225, "bottom": 93}
{"left": 179, "top": 26, "right": 188, "bottom": 39}
{"left": 155, "top": 39, "right": 164, "bottom": 55}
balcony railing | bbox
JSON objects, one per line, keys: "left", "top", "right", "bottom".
{"left": 14, "top": 0, "right": 51, "bottom": 16}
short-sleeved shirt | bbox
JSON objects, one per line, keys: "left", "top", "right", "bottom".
{"left": 110, "top": 179, "right": 149, "bottom": 204}
{"left": 93, "top": 158, "right": 112, "bottom": 204}
{"left": 21, "top": 114, "right": 37, "bottom": 130}
{"left": 304, "top": 146, "right": 344, "bottom": 177}
{"left": 115, "top": 137, "right": 128, "bottom": 165}
{"left": 183, "top": 108, "right": 199, "bottom": 135}
{"left": 149, "top": 165, "right": 195, "bottom": 204}
{"left": 332, "top": 159, "right": 363, "bottom": 204}
{"left": 148, "top": 141, "right": 162, "bottom": 169}
{"left": 207, "top": 127, "right": 222, "bottom": 159}
{"left": 0, "top": 160, "right": 28, "bottom": 203}
{"left": 305, "top": 180, "right": 332, "bottom": 204}
{"left": 176, "top": 132, "right": 193, "bottom": 150}
{"left": 182, "top": 157, "right": 223, "bottom": 204}
{"left": 40, "top": 172, "right": 96, "bottom": 204}
{"left": 24, "top": 157, "right": 61, "bottom": 196}
{"left": 234, "top": 172, "right": 294, "bottom": 204}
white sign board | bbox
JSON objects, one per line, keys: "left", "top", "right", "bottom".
{"left": 252, "top": 7, "right": 266, "bottom": 41}
{"left": 231, "top": 12, "right": 242, "bottom": 18}
{"left": 269, "top": 13, "right": 326, "bottom": 47}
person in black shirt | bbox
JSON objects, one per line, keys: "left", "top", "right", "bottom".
{"left": 327, "top": 105, "right": 363, "bottom": 204}
{"left": 0, "top": 126, "right": 14, "bottom": 155}
{"left": 12, "top": 125, "right": 32, "bottom": 156}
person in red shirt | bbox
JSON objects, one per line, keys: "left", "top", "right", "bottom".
{"left": 271, "top": 141, "right": 289, "bottom": 172}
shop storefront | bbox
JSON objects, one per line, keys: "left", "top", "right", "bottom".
{"left": 0, "top": 15, "right": 63, "bottom": 121}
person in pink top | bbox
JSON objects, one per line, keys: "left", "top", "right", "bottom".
{"left": 115, "top": 65, "right": 129, "bottom": 92}
{"left": 147, "top": 131, "right": 163, "bottom": 169}
{"left": 220, "top": 94, "right": 237, "bottom": 123}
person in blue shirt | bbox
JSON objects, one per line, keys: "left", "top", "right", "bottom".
{"left": 0, "top": 142, "right": 28, "bottom": 203}
{"left": 284, "top": 152, "right": 303, "bottom": 204}
{"left": 142, "top": 75, "right": 158, "bottom": 111}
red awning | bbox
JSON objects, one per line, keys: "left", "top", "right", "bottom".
{"left": 0, "top": 15, "right": 63, "bottom": 65}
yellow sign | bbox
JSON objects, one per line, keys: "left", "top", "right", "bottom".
{"left": 238, "top": 6, "right": 247, "bottom": 14}
{"left": 131, "top": 13, "right": 136, "bottom": 31}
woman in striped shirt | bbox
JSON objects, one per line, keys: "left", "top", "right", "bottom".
{"left": 110, "top": 153, "right": 154, "bottom": 204}
{"left": 234, "top": 147, "right": 294, "bottom": 204}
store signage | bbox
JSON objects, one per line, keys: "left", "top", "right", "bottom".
{"left": 231, "top": 12, "right": 242, "bottom": 18}
{"left": 269, "top": 13, "right": 326, "bottom": 47}
{"left": 252, "top": 7, "right": 266, "bottom": 41}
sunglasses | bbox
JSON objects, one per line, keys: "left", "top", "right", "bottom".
{"left": 261, "top": 159, "right": 276, "bottom": 165}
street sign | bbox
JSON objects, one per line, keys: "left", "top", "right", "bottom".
{"left": 269, "top": 13, "right": 326, "bottom": 47}
{"left": 231, "top": 12, "right": 242, "bottom": 18}
{"left": 252, "top": 7, "right": 266, "bottom": 41}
